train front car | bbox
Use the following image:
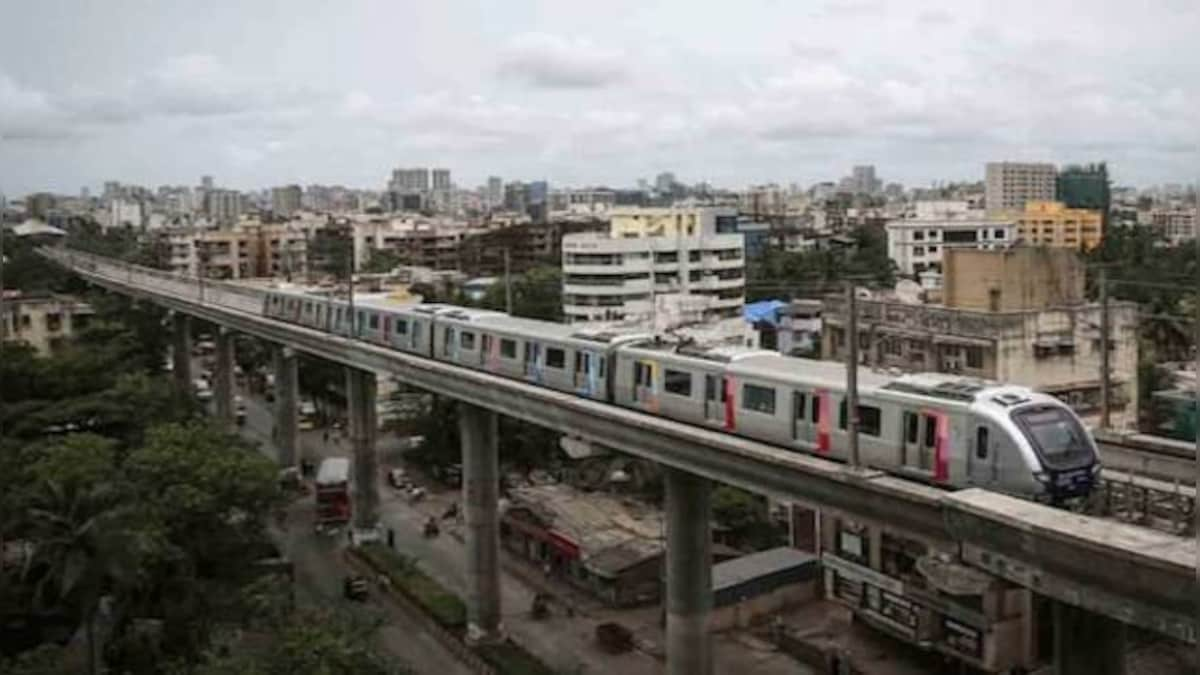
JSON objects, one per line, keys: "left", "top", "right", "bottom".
{"left": 978, "top": 389, "right": 1101, "bottom": 503}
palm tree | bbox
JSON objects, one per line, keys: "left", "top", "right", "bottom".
{"left": 24, "top": 480, "right": 149, "bottom": 675}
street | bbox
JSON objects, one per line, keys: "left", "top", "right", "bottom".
{"left": 233, "top": 382, "right": 813, "bottom": 675}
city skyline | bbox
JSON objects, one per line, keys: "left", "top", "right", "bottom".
{"left": 2, "top": 0, "right": 1198, "bottom": 195}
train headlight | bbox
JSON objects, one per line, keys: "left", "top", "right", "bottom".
{"left": 1033, "top": 471, "right": 1051, "bottom": 484}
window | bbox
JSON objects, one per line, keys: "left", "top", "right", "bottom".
{"left": 460, "top": 331, "right": 476, "bottom": 350}
{"left": 928, "top": 246, "right": 938, "bottom": 254}
{"left": 924, "top": 416, "right": 937, "bottom": 448}
{"left": 688, "top": 251, "right": 701, "bottom": 262}
{"left": 396, "top": 319, "right": 408, "bottom": 335}
{"left": 742, "top": 384, "right": 776, "bottom": 415}
{"left": 500, "top": 338, "right": 517, "bottom": 358}
{"left": 906, "top": 413, "right": 918, "bottom": 444}
{"left": 481, "top": 334, "right": 491, "bottom": 354}
{"left": 859, "top": 406, "right": 881, "bottom": 437}
{"left": 966, "top": 346, "right": 983, "bottom": 369}
{"left": 45, "top": 313, "right": 62, "bottom": 332}
{"left": 634, "top": 361, "right": 652, "bottom": 387}
{"left": 913, "top": 231, "right": 925, "bottom": 241}
{"left": 546, "top": 347, "right": 566, "bottom": 369}
{"left": 913, "top": 246, "right": 925, "bottom": 256}
{"left": 976, "top": 427, "right": 989, "bottom": 460}
{"left": 794, "top": 392, "right": 807, "bottom": 419}
{"left": 664, "top": 369, "right": 692, "bottom": 397}
{"left": 810, "top": 396, "right": 820, "bottom": 423}
{"left": 368, "top": 313, "right": 379, "bottom": 330}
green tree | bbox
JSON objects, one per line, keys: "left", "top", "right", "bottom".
{"left": 477, "top": 266, "right": 563, "bottom": 321}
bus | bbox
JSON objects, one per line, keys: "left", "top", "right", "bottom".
{"left": 315, "top": 457, "right": 351, "bottom": 528}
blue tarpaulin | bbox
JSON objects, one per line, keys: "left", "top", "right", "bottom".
{"left": 743, "top": 300, "right": 786, "bottom": 328}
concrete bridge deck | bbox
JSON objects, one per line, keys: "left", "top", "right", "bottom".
{"left": 43, "top": 247, "right": 1198, "bottom": 645}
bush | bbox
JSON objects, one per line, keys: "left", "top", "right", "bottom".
{"left": 358, "top": 543, "right": 467, "bottom": 629}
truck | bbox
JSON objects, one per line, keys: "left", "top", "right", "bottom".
{"left": 315, "top": 457, "right": 352, "bottom": 529}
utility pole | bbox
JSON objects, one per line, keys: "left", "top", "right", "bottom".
{"left": 1193, "top": 181, "right": 1199, "bottom": 666}
{"left": 345, "top": 234, "right": 356, "bottom": 338}
{"left": 1099, "top": 267, "right": 1111, "bottom": 430}
{"left": 846, "top": 282, "right": 860, "bottom": 468}
{"left": 503, "top": 248, "right": 513, "bottom": 314}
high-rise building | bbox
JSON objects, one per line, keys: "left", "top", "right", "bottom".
{"left": 1057, "top": 163, "right": 1111, "bottom": 232}
{"left": 431, "top": 169, "right": 451, "bottom": 191}
{"left": 201, "top": 175, "right": 214, "bottom": 191}
{"left": 486, "top": 176, "right": 503, "bottom": 208}
{"left": 985, "top": 162, "right": 1056, "bottom": 213}
{"left": 850, "top": 165, "right": 881, "bottom": 195}
{"left": 271, "top": 184, "right": 303, "bottom": 216}
{"left": 654, "top": 172, "right": 677, "bottom": 195}
{"left": 389, "top": 168, "right": 430, "bottom": 193}
{"left": 206, "top": 189, "right": 242, "bottom": 226}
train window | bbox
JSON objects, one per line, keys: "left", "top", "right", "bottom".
{"left": 460, "top": 331, "right": 476, "bottom": 350}
{"left": 396, "top": 319, "right": 408, "bottom": 335}
{"left": 444, "top": 327, "right": 454, "bottom": 351}
{"left": 574, "top": 352, "right": 586, "bottom": 373}
{"left": 383, "top": 317, "right": 391, "bottom": 334}
{"left": 335, "top": 308, "right": 343, "bottom": 324}
{"left": 481, "top": 334, "right": 492, "bottom": 353}
{"left": 305, "top": 302, "right": 313, "bottom": 314}
{"left": 838, "top": 400, "right": 847, "bottom": 429}
{"left": 810, "top": 396, "right": 820, "bottom": 423}
{"left": 546, "top": 347, "right": 566, "bottom": 369}
{"left": 794, "top": 393, "right": 807, "bottom": 418}
{"left": 664, "top": 369, "right": 692, "bottom": 397}
{"left": 859, "top": 406, "right": 882, "bottom": 437}
{"left": 369, "top": 313, "right": 379, "bottom": 330}
{"left": 500, "top": 338, "right": 517, "bottom": 358}
{"left": 742, "top": 384, "right": 776, "bottom": 415}
{"left": 598, "top": 358, "right": 606, "bottom": 378}
{"left": 357, "top": 311, "right": 366, "bottom": 331}
{"left": 906, "top": 413, "right": 918, "bottom": 444}
{"left": 923, "top": 416, "right": 937, "bottom": 448}
{"left": 976, "top": 426, "right": 989, "bottom": 459}
{"left": 634, "top": 362, "right": 651, "bottom": 387}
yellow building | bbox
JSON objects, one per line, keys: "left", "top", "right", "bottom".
{"left": 608, "top": 207, "right": 736, "bottom": 238}
{"left": 1011, "top": 201, "right": 1103, "bottom": 250}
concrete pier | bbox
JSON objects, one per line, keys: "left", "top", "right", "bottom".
{"left": 171, "top": 313, "right": 192, "bottom": 399}
{"left": 347, "top": 367, "right": 379, "bottom": 538}
{"left": 1054, "top": 602, "right": 1126, "bottom": 675}
{"left": 213, "top": 327, "right": 235, "bottom": 426}
{"left": 459, "top": 403, "right": 502, "bottom": 644}
{"left": 665, "top": 468, "right": 713, "bottom": 675}
{"left": 272, "top": 346, "right": 299, "bottom": 468}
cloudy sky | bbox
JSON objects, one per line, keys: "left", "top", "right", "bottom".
{"left": 1, "top": 0, "right": 1197, "bottom": 195}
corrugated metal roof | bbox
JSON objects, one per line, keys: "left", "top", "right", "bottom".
{"left": 712, "top": 547, "right": 817, "bottom": 593}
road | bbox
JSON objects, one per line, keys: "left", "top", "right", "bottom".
{"left": 224, "top": 384, "right": 476, "bottom": 675}
{"left": 233, "top": 384, "right": 813, "bottom": 675}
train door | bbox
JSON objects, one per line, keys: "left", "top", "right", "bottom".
{"left": 704, "top": 374, "right": 725, "bottom": 426}
{"left": 902, "top": 411, "right": 937, "bottom": 472}
{"left": 480, "top": 334, "right": 492, "bottom": 367}
{"left": 633, "top": 360, "right": 656, "bottom": 409}
{"left": 442, "top": 325, "right": 455, "bottom": 360}
{"left": 791, "top": 391, "right": 816, "bottom": 447}
{"left": 968, "top": 422, "right": 997, "bottom": 486}
{"left": 574, "top": 350, "right": 601, "bottom": 395}
{"left": 411, "top": 319, "right": 423, "bottom": 352}
{"left": 524, "top": 341, "right": 543, "bottom": 381}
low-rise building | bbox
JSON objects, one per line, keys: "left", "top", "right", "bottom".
{"left": 822, "top": 247, "right": 1138, "bottom": 428}
{"left": 165, "top": 221, "right": 313, "bottom": 279}
{"left": 1, "top": 291, "right": 95, "bottom": 356}
{"left": 885, "top": 202, "right": 1016, "bottom": 278}
{"left": 1010, "top": 200, "right": 1103, "bottom": 250}
{"left": 1150, "top": 208, "right": 1196, "bottom": 244}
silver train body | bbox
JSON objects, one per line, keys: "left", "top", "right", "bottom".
{"left": 263, "top": 289, "right": 1100, "bottom": 501}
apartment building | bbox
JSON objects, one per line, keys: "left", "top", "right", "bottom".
{"left": 1151, "top": 208, "right": 1197, "bottom": 244}
{"left": 165, "top": 222, "right": 312, "bottom": 280}
{"left": 885, "top": 202, "right": 1016, "bottom": 278}
{"left": 1011, "top": 201, "right": 1103, "bottom": 250}
{"left": 0, "top": 291, "right": 95, "bottom": 356}
{"left": 984, "top": 162, "right": 1056, "bottom": 214}
{"left": 562, "top": 207, "right": 745, "bottom": 324}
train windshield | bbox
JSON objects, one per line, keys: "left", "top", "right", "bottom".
{"left": 1013, "top": 405, "right": 1092, "bottom": 466}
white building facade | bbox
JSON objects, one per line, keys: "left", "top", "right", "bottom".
{"left": 562, "top": 207, "right": 745, "bottom": 325}
{"left": 886, "top": 202, "right": 1016, "bottom": 278}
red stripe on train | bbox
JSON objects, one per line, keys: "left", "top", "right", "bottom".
{"left": 723, "top": 377, "right": 736, "bottom": 431}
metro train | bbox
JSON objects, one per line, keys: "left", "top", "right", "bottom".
{"left": 262, "top": 288, "right": 1100, "bottom": 502}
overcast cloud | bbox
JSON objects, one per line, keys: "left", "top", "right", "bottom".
{"left": 1, "top": 0, "right": 1197, "bottom": 195}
